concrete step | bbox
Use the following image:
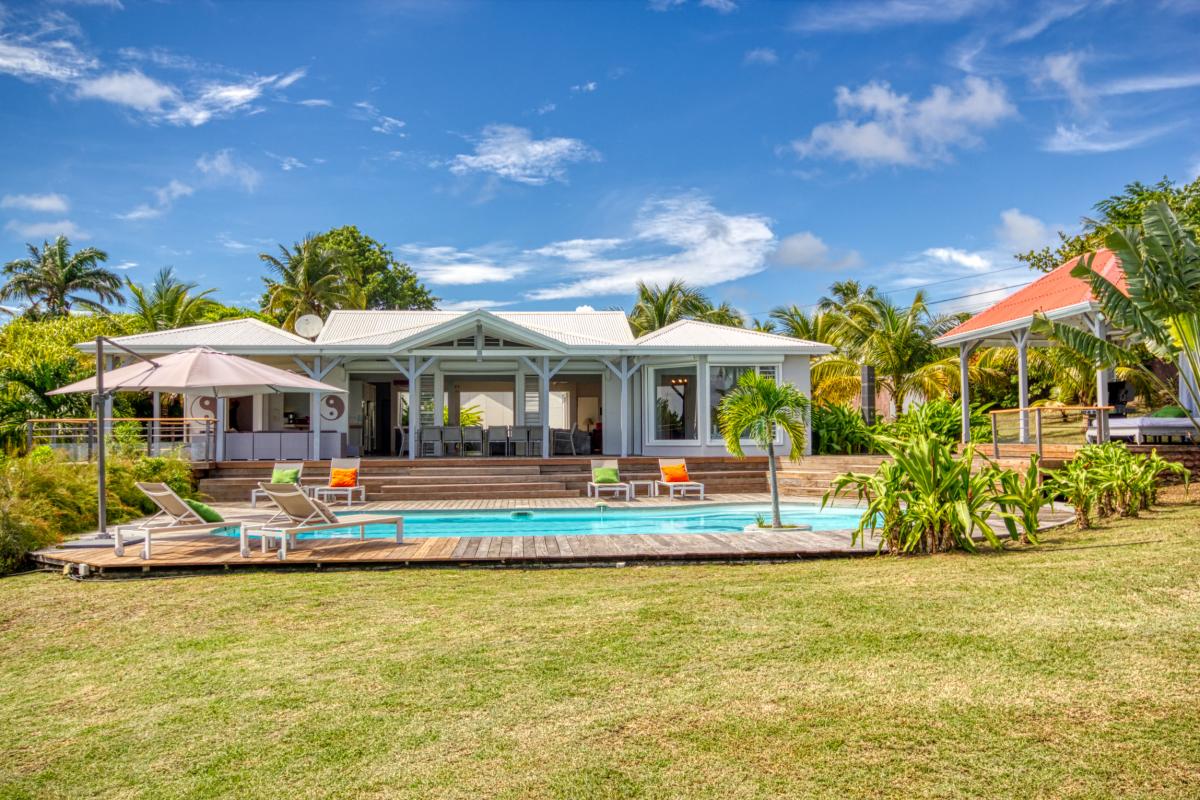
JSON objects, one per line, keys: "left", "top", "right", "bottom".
{"left": 370, "top": 488, "right": 581, "bottom": 500}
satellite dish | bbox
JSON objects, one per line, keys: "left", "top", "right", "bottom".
{"left": 294, "top": 314, "right": 323, "bottom": 339}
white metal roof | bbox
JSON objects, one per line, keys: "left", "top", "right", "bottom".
{"left": 81, "top": 318, "right": 311, "bottom": 352}
{"left": 634, "top": 319, "right": 834, "bottom": 354}
{"left": 316, "top": 309, "right": 635, "bottom": 347}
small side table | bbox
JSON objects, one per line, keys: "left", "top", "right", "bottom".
{"left": 629, "top": 480, "right": 657, "bottom": 499}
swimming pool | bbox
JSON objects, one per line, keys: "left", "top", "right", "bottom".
{"left": 237, "top": 503, "right": 865, "bottom": 539}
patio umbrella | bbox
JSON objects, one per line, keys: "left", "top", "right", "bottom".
{"left": 49, "top": 344, "right": 345, "bottom": 535}
{"left": 49, "top": 346, "right": 342, "bottom": 397}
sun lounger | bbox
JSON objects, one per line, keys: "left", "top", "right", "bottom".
{"left": 655, "top": 458, "right": 705, "bottom": 500}
{"left": 253, "top": 482, "right": 402, "bottom": 560}
{"left": 587, "top": 459, "right": 632, "bottom": 501}
{"left": 117, "top": 482, "right": 244, "bottom": 560}
{"left": 1087, "top": 416, "right": 1196, "bottom": 444}
{"left": 313, "top": 457, "right": 366, "bottom": 507}
{"left": 250, "top": 461, "right": 307, "bottom": 507}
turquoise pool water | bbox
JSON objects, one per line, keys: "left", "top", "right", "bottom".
{"left": 239, "top": 503, "right": 864, "bottom": 539}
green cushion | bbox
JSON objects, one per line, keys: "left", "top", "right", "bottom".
{"left": 592, "top": 466, "right": 620, "bottom": 484}
{"left": 1150, "top": 405, "right": 1188, "bottom": 418}
{"left": 184, "top": 498, "right": 223, "bottom": 523}
{"left": 270, "top": 466, "right": 301, "bottom": 484}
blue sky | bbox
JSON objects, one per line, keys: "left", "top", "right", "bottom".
{"left": 1, "top": 0, "right": 1198, "bottom": 320}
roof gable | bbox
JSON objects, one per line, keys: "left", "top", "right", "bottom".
{"left": 937, "top": 249, "right": 1127, "bottom": 344}
{"left": 94, "top": 318, "right": 310, "bottom": 350}
{"left": 634, "top": 319, "right": 834, "bottom": 353}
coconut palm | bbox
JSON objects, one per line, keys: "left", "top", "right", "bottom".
{"left": 1032, "top": 202, "right": 1200, "bottom": 437}
{"left": 1, "top": 236, "right": 122, "bottom": 317}
{"left": 836, "top": 292, "right": 960, "bottom": 414}
{"left": 260, "top": 236, "right": 348, "bottom": 331}
{"left": 627, "top": 279, "right": 712, "bottom": 335}
{"left": 718, "top": 370, "right": 810, "bottom": 529}
{"left": 769, "top": 305, "right": 860, "bottom": 404}
{"left": 700, "top": 301, "right": 745, "bottom": 328}
{"left": 127, "top": 267, "right": 217, "bottom": 332}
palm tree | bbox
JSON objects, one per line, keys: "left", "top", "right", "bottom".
{"left": 817, "top": 280, "right": 876, "bottom": 314}
{"left": 1, "top": 236, "right": 122, "bottom": 317}
{"left": 836, "top": 292, "right": 960, "bottom": 415}
{"left": 628, "top": 279, "right": 712, "bottom": 336}
{"left": 260, "top": 236, "right": 348, "bottom": 331}
{"left": 769, "top": 305, "right": 860, "bottom": 404}
{"left": 1033, "top": 202, "right": 1200, "bottom": 436}
{"left": 127, "top": 267, "right": 217, "bottom": 331}
{"left": 718, "top": 370, "right": 810, "bottom": 529}
{"left": 699, "top": 301, "right": 745, "bottom": 329}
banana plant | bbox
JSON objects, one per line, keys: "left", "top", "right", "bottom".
{"left": 993, "top": 455, "right": 1048, "bottom": 544}
{"left": 1031, "top": 202, "right": 1200, "bottom": 438}
{"left": 1043, "top": 458, "right": 1096, "bottom": 530}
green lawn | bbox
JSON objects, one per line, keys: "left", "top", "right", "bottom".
{"left": 2, "top": 495, "right": 1199, "bottom": 799}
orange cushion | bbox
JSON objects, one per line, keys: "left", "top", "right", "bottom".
{"left": 661, "top": 464, "right": 690, "bottom": 483}
{"left": 329, "top": 468, "right": 358, "bottom": 488}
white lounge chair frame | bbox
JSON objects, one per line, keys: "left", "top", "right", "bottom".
{"left": 117, "top": 481, "right": 244, "bottom": 560}
{"left": 253, "top": 482, "right": 403, "bottom": 560}
{"left": 655, "top": 458, "right": 706, "bottom": 500}
{"left": 587, "top": 459, "right": 631, "bottom": 501}
{"left": 250, "top": 461, "right": 306, "bottom": 507}
{"left": 313, "top": 457, "right": 367, "bottom": 507}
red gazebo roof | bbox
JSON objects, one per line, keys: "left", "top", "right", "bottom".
{"left": 936, "top": 249, "right": 1127, "bottom": 345}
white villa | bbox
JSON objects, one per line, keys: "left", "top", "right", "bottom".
{"left": 85, "top": 309, "right": 831, "bottom": 461}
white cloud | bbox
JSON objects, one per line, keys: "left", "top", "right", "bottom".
{"left": 4, "top": 219, "right": 88, "bottom": 239}
{"left": 1042, "top": 123, "right": 1173, "bottom": 154}
{"left": 528, "top": 194, "right": 774, "bottom": 299}
{"left": 112, "top": 260, "right": 137, "bottom": 270}
{"left": 196, "top": 149, "right": 261, "bottom": 191}
{"left": 449, "top": 124, "right": 599, "bottom": 185}
{"left": 791, "top": 0, "right": 988, "bottom": 32}
{"left": 1037, "top": 51, "right": 1088, "bottom": 110}
{"left": 770, "top": 231, "right": 862, "bottom": 270}
{"left": 1005, "top": 1, "right": 1091, "bottom": 43}
{"left": 437, "top": 299, "right": 516, "bottom": 311}
{"left": 0, "top": 34, "right": 95, "bottom": 82}
{"left": 649, "top": 0, "right": 737, "bottom": 12}
{"left": 397, "top": 245, "right": 530, "bottom": 285}
{"left": 265, "top": 151, "right": 307, "bottom": 171}
{"left": 793, "top": 77, "right": 1015, "bottom": 167}
{"left": 996, "top": 208, "right": 1053, "bottom": 252}
{"left": 570, "top": 81, "right": 597, "bottom": 93}
{"left": 217, "top": 233, "right": 255, "bottom": 251}
{"left": 75, "top": 69, "right": 177, "bottom": 112}
{"left": 274, "top": 67, "right": 306, "bottom": 89}
{"left": 298, "top": 98, "right": 332, "bottom": 107}
{"left": 354, "top": 100, "right": 406, "bottom": 135}
{"left": 1, "top": 193, "right": 69, "bottom": 213}
{"left": 528, "top": 238, "right": 623, "bottom": 261}
{"left": 1101, "top": 72, "right": 1200, "bottom": 96}
{"left": 535, "top": 102, "right": 556, "bottom": 115}
{"left": 743, "top": 48, "right": 779, "bottom": 66}
{"left": 922, "top": 247, "right": 991, "bottom": 270}
{"left": 116, "top": 178, "right": 193, "bottom": 220}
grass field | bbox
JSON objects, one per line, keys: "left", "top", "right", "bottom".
{"left": 2, "top": 492, "right": 1199, "bottom": 799}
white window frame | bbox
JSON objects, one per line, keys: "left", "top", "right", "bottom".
{"left": 706, "top": 360, "right": 785, "bottom": 447}
{"left": 644, "top": 362, "right": 703, "bottom": 446}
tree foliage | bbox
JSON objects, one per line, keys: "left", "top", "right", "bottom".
{"left": 127, "top": 267, "right": 217, "bottom": 331}
{"left": 1015, "top": 176, "right": 1200, "bottom": 273}
{"left": 1, "top": 236, "right": 124, "bottom": 317}
{"left": 310, "top": 225, "right": 436, "bottom": 311}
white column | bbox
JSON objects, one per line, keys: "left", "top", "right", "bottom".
{"left": 310, "top": 390, "right": 322, "bottom": 460}
{"left": 1013, "top": 330, "right": 1030, "bottom": 444}
{"left": 620, "top": 356, "right": 630, "bottom": 458}
{"left": 432, "top": 367, "right": 445, "bottom": 429}
{"left": 215, "top": 397, "right": 226, "bottom": 461}
{"left": 697, "top": 355, "right": 710, "bottom": 447}
{"left": 151, "top": 391, "right": 161, "bottom": 454}
{"left": 407, "top": 355, "right": 419, "bottom": 460}
{"left": 959, "top": 343, "right": 973, "bottom": 445}
{"left": 514, "top": 365, "right": 526, "bottom": 426}
{"left": 540, "top": 356, "right": 550, "bottom": 458}
{"left": 1093, "top": 316, "right": 1109, "bottom": 442}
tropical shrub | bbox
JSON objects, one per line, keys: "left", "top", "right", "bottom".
{"left": 1043, "top": 443, "right": 1190, "bottom": 529}
{"left": 811, "top": 402, "right": 874, "bottom": 455}
{"left": 0, "top": 449, "right": 196, "bottom": 574}
{"left": 993, "top": 455, "right": 1048, "bottom": 544}
{"left": 872, "top": 398, "right": 992, "bottom": 444}
{"left": 825, "top": 432, "right": 1008, "bottom": 554}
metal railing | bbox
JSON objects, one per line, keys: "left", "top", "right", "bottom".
{"left": 988, "top": 405, "right": 1113, "bottom": 458}
{"left": 26, "top": 417, "right": 216, "bottom": 462}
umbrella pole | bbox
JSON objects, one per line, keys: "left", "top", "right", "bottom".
{"left": 95, "top": 336, "right": 108, "bottom": 537}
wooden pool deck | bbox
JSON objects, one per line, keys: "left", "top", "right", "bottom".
{"left": 30, "top": 493, "right": 1075, "bottom": 577}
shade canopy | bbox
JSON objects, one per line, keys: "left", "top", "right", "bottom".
{"left": 49, "top": 346, "right": 344, "bottom": 397}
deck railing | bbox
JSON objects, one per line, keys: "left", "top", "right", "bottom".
{"left": 26, "top": 417, "right": 216, "bottom": 462}
{"left": 988, "top": 405, "right": 1113, "bottom": 458}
